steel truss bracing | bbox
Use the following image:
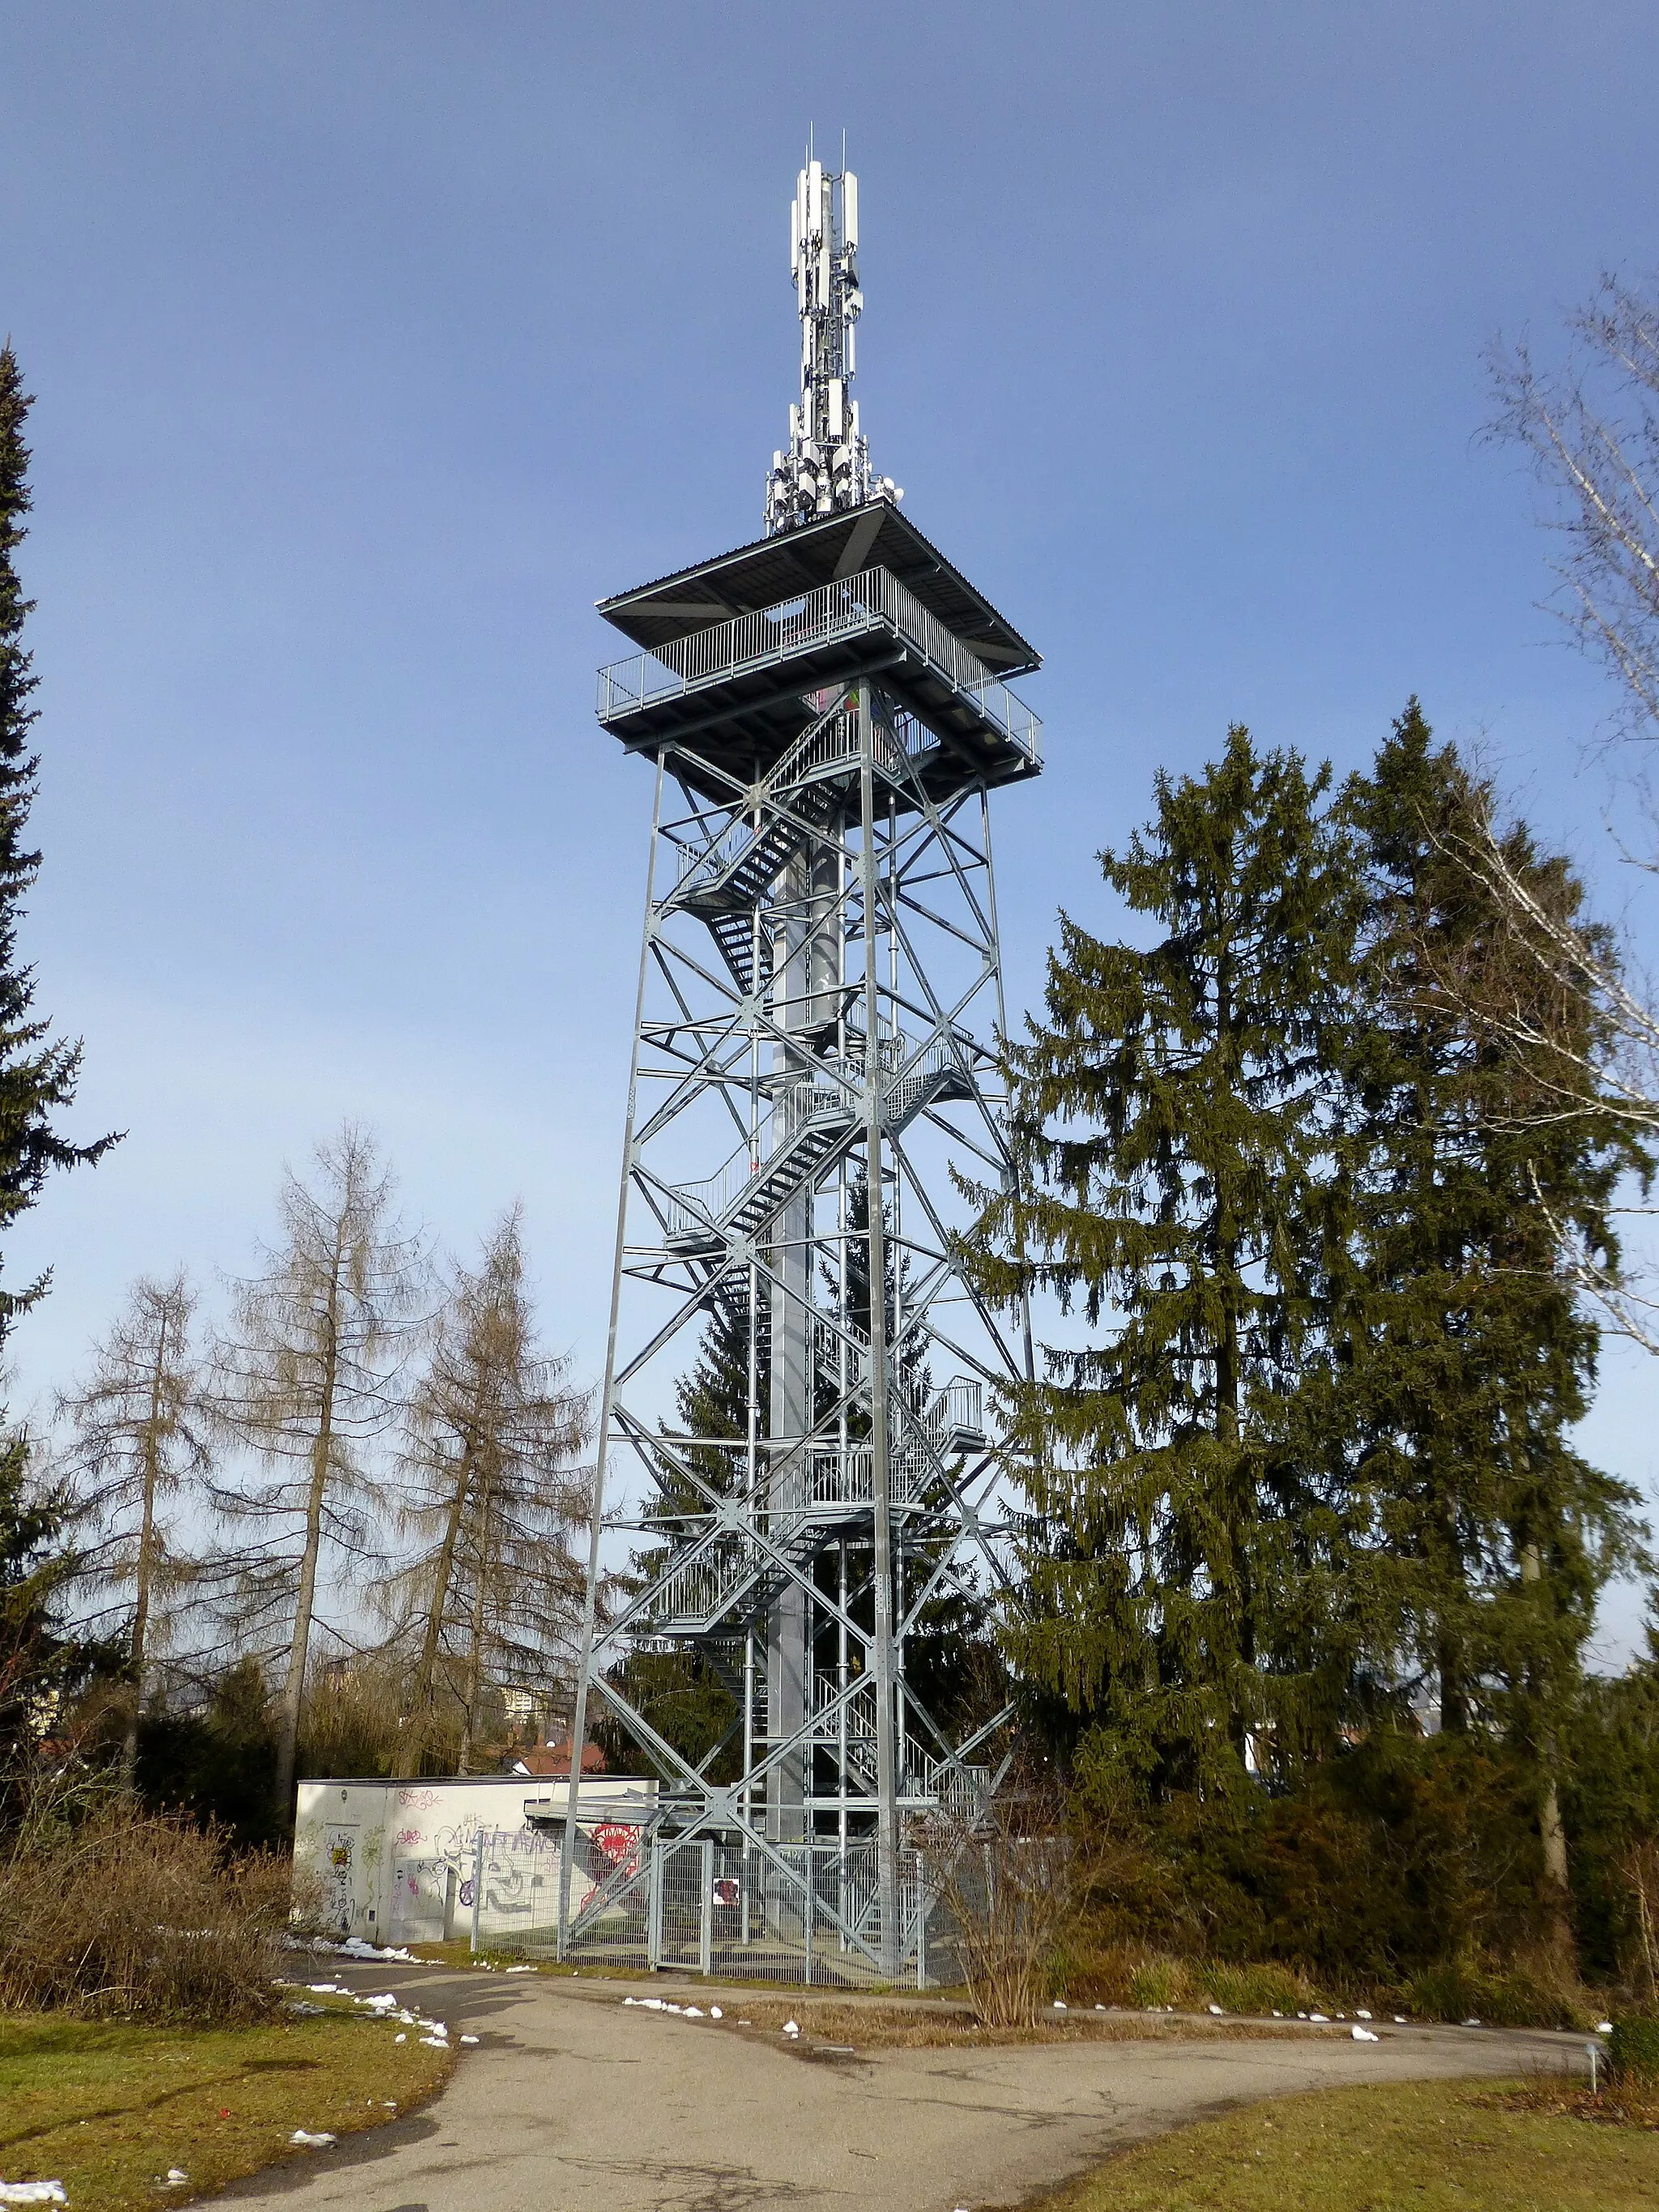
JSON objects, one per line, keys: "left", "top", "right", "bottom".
{"left": 559, "top": 164, "right": 1043, "bottom": 1985}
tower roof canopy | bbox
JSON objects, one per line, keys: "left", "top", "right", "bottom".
{"left": 596, "top": 505, "right": 1039, "bottom": 678}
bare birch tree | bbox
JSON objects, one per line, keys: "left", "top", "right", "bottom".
{"left": 1461, "top": 275, "right": 1659, "bottom": 1342}
{"left": 209, "top": 1125, "right": 427, "bottom": 1825}
{"left": 1488, "top": 271, "right": 1659, "bottom": 754}
{"left": 383, "top": 1208, "right": 591, "bottom": 1775}
{"left": 1421, "top": 799, "right": 1659, "bottom": 1347}
{"left": 55, "top": 1270, "right": 208, "bottom": 1780}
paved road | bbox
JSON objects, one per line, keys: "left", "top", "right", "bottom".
{"left": 221, "top": 1963, "right": 1588, "bottom": 2212}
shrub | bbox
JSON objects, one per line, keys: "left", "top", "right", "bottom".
{"left": 0, "top": 1798, "right": 291, "bottom": 2020}
{"left": 1128, "top": 1956, "right": 1192, "bottom": 2010}
{"left": 1201, "top": 1961, "right": 1322, "bottom": 2017}
{"left": 1610, "top": 2014, "right": 1659, "bottom": 2086}
{"left": 1404, "top": 1954, "right": 1588, "bottom": 2030}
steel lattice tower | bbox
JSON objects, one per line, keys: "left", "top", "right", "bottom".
{"left": 559, "top": 160, "right": 1042, "bottom": 1980}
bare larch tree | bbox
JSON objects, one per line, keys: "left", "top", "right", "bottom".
{"left": 55, "top": 1269, "right": 208, "bottom": 1779}
{"left": 386, "top": 1207, "right": 591, "bottom": 1775}
{"left": 209, "top": 1125, "right": 427, "bottom": 1824}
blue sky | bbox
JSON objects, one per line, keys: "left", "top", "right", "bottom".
{"left": 3, "top": 2, "right": 1658, "bottom": 1658}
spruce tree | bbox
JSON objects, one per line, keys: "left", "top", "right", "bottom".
{"left": 1333, "top": 702, "right": 1644, "bottom": 1934}
{"left": 970, "top": 728, "right": 1363, "bottom": 1799}
{"left": 0, "top": 344, "right": 116, "bottom": 1346}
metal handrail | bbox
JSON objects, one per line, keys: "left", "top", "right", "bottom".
{"left": 597, "top": 565, "right": 1042, "bottom": 764}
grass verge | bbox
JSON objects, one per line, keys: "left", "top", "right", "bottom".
{"left": 1026, "top": 2077, "right": 1659, "bottom": 2212}
{"left": 720, "top": 1997, "right": 1346, "bottom": 2049}
{"left": 0, "top": 2005, "right": 454, "bottom": 2211}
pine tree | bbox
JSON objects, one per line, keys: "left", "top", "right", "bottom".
{"left": 1333, "top": 702, "right": 1645, "bottom": 1938}
{"left": 0, "top": 345, "right": 117, "bottom": 1349}
{"left": 0, "top": 1441, "right": 86, "bottom": 1825}
{"left": 967, "top": 728, "right": 1365, "bottom": 1800}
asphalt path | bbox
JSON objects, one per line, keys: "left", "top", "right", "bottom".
{"left": 219, "top": 1961, "right": 1589, "bottom": 2212}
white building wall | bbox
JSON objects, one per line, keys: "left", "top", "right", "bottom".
{"left": 293, "top": 1773, "right": 655, "bottom": 1949}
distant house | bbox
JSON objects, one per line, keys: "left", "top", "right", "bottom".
{"left": 502, "top": 1734, "right": 607, "bottom": 1779}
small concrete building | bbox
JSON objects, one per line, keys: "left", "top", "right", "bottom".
{"left": 295, "top": 1771, "right": 655, "bottom": 1950}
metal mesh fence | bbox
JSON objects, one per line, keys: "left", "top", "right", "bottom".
{"left": 467, "top": 1826, "right": 963, "bottom": 1989}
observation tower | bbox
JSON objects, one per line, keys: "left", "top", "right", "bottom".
{"left": 559, "top": 159, "right": 1042, "bottom": 1983}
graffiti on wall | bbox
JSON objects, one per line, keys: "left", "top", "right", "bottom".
{"left": 323, "top": 1826, "right": 356, "bottom": 1936}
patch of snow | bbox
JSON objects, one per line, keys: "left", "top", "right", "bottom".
{"left": 307, "top": 1984, "right": 348, "bottom": 1996}
{"left": 1310, "top": 2014, "right": 1329, "bottom": 2023}
{"left": 289, "top": 2131, "right": 336, "bottom": 2150}
{"left": 0, "top": 2185, "right": 68, "bottom": 2206}
{"left": 504, "top": 1965, "right": 535, "bottom": 1975}
{"left": 1272, "top": 2010, "right": 1282, "bottom": 2018}
{"left": 1355, "top": 2009, "right": 1372, "bottom": 2021}
{"left": 162, "top": 2171, "right": 188, "bottom": 2186}
{"left": 1597, "top": 2021, "right": 1614, "bottom": 2034}
{"left": 684, "top": 2006, "right": 704, "bottom": 2018}
{"left": 1351, "top": 2026, "right": 1380, "bottom": 2043}
{"left": 783, "top": 2020, "right": 800, "bottom": 2037}
{"left": 1462, "top": 2018, "right": 1482, "bottom": 2028}
{"left": 327, "top": 1937, "right": 416, "bottom": 1963}
{"left": 1207, "top": 2004, "right": 1225, "bottom": 2016}
{"left": 709, "top": 2006, "right": 723, "bottom": 2020}
{"left": 420, "top": 2037, "right": 447, "bottom": 2049}
{"left": 356, "top": 1993, "right": 399, "bottom": 2011}
{"left": 1052, "top": 2000, "right": 1067, "bottom": 2011}
{"left": 459, "top": 2035, "right": 479, "bottom": 2044}
{"left": 394, "top": 2033, "right": 407, "bottom": 2044}
{"left": 1393, "top": 2016, "right": 1408, "bottom": 2024}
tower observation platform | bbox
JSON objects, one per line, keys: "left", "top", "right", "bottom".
{"left": 557, "top": 156, "right": 1040, "bottom": 1988}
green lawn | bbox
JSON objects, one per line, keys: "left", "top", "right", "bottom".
{"left": 1032, "top": 2077, "right": 1659, "bottom": 2212}
{"left": 0, "top": 2005, "right": 454, "bottom": 2212}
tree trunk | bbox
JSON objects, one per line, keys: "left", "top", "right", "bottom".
{"left": 123, "top": 1321, "right": 168, "bottom": 1788}
{"left": 1521, "top": 1540, "right": 1576, "bottom": 1963}
{"left": 273, "top": 1285, "right": 340, "bottom": 1832}
{"left": 411, "top": 1380, "right": 488, "bottom": 1768}
{"left": 457, "top": 1451, "right": 496, "bottom": 1777}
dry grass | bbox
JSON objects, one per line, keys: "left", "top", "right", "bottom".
{"left": 719, "top": 1996, "right": 1349, "bottom": 2050}
{"left": 0, "top": 1803, "right": 292, "bottom": 2022}
{"left": 0, "top": 2002, "right": 454, "bottom": 2211}
{"left": 1481, "top": 2073, "right": 1659, "bottom": 2131}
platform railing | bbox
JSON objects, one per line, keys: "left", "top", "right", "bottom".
{"left": 597, "top": 565, "right": 1043, "bottom": 764}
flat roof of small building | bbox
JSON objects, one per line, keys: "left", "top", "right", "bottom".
{"left": 596, "top": 504, "right": 1040, "bottom": 678}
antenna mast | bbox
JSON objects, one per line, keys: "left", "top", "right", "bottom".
{"left": 765, "top": 160, "right": 901, "bottom": 533}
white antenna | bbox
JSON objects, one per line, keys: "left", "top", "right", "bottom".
{"left": 764, "top": 153, "right": 902, "bottom": 535}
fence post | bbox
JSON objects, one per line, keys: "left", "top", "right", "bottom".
{"left": 468, "top": 1831, "right": 485, "bottom": 1955}
{"left": 646, "top": 1836, "right": 663, "bottom": 1971}
{"left": 699, "top": 1837, "right": 714, "bottom": 1976}
{"left": 915, "top": 1849, "right": 927, "bottom": 1991}
{"left": 803, "top": 1853, "right": 814, "bottom": 1988}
